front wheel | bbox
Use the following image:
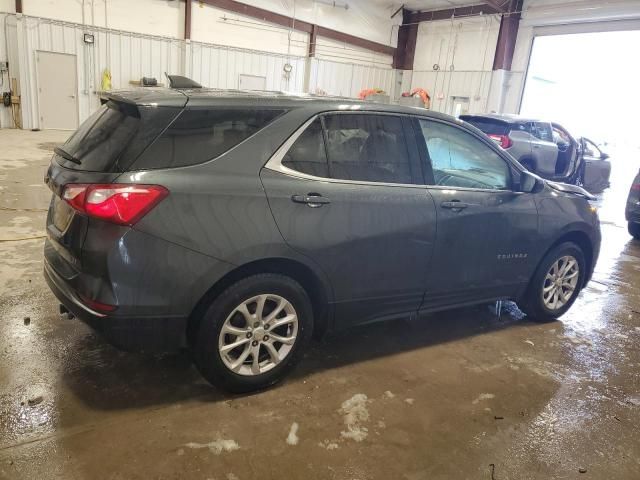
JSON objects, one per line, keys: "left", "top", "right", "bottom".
{"left": 193, "top": 274, "right": 313, "bottom": 393}
{"left": 629, "top": 222, "right": 640, "bottom": 240}
{"left": 520, "top": 242, "right": 586, "bottom": 322}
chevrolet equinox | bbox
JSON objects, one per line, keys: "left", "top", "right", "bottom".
{"left": 44, "top": 88, "right": 601, "bottom": 392}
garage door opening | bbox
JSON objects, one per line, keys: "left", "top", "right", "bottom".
{"left": 520, "top": 29, "right": 640, "bottom": 225}
{"left": 520, "top": 29, "right": 640, "bottom": 146}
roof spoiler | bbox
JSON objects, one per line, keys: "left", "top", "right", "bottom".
{"left": 165, "top": 73, "right": 202, "bottom": 89}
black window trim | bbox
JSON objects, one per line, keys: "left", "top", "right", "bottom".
{"left": 265, "top": 111, "right": 427, "bottom": 188}
{"left": 412, "top": 116, "right": 521, "bottom": 193}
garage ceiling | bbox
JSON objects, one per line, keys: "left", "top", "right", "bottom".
{"left": 366, "top": 1, "right": 504, "bottom": 12}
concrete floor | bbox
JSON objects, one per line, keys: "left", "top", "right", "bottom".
{"left": 1, "top": 129, "right": 639, "bottom": 480}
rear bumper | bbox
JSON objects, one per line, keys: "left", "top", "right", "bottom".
{"left": 44, "top": 258, "right": 187, "bottom": 352}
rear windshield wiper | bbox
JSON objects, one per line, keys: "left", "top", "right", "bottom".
{"left": 54, "top": 146, "right": 82, "bottom": 165}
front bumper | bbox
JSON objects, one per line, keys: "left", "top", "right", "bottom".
{"left": 44, "top": 259, "right": 187, "bottom": 352}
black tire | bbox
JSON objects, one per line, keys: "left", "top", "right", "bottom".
{"left": 193, "top": 273, "right": 313, "bottom": 393}
{"left": 520, "top": 242, "right": 586, "bottom": 322}
{"left": 629, "top": 222, "right": 640, "bottom": 240}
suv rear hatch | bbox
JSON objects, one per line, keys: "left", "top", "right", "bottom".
{"left": 459, "top": 115, "right": 512, "bottom": 149}
{"left": 45, "top": 95, "right": 184, "bottom": 275}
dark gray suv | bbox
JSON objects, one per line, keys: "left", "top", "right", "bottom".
{"left": 44, "top": 88, "right": 601, "bottom": 392}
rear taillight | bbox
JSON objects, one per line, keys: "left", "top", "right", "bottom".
{"left": 62, "top": 184, "right": 169, "bottom": 226}
{"left": 632, "top": 183, "right": 640, "bottom": 191}
{"left": 488, "top": 134, "right": 512, "bottom": 149}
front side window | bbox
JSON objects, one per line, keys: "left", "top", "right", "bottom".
{"left": 133, "top": 108, "right": 285, "bottom": 170}
{"left": 419, "top": 119, "right": 511, "bottom": 190}
{"left": 323, "top": 114, "right": 417, "bottom": 184}
{"left": 281, "top": 119, "right": 328, "bottom": 177}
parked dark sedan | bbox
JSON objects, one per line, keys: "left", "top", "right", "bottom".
{"left": 460, "top": 114, "right": 611, "bottom": 193}
{"left": 44, "top": 88, "right": 601, "bottom": 392}
{"left": 627, "top": 169, "right": 640, "bottom": 240}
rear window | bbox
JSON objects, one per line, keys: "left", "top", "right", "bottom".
{"left": 460, "top": 116, "right": 509, "bottom": 136}
{"left": 131, "top": 108, "right": 286, "bottom": 170}
{"left": 58, "top": 100, "right": 180, "bottom": 172}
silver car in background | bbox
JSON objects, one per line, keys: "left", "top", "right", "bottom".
{"left": 460, "top": 114, "right": 611, "bottom": 193}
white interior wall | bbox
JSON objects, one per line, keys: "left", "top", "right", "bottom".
{"left": 190, "top": 3, "right": 308, "bottom": 57}
{"left": 189, "top": 41, "right": 306, "bottom": 92}
{"left": 411, "top": 15, "right": 501, "bottom": 115}
{"left": 21, "top": 0, "right": 184, "bottom": 38}
{"left": 308, "top": 58, "right": 394, "bottom": 97}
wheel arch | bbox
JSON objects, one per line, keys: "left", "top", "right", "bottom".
{"left": 187, "top": 257, "right": 332, "bottom": 345}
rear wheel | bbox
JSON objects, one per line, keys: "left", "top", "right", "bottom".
{"left": 193, "top": 274, "right": 313, "bottom": 393}
{"left": 629, "top": 222, "right": 640, "bottom": 240}
{"left": 520, "top": 242, "right": 586, "bottom": 322}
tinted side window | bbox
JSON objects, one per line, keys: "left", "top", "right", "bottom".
{"left": 419, "top": 120, "right": 511, "bottom": 190}
{"left": 282, "top": 119, "right": 328, "bottom": 177}
{"left": 133, "top": 108, "right": 285, "bottom": 170}
{"left": 323, "top": 114, "right": 416, "bottom": 184}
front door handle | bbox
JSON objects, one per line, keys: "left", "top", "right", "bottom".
{"left": 441, "top": 200, "right": 469, "bottom": 211}
{"left": 291, "top": 193, "right": 331, "bottom": 208}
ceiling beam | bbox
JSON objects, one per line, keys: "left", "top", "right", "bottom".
{"left": 484, "top": 0, "right": 507, "bottom": 13}
{"left": 198, "top": 0, "right": 395, "bottom": 56}
{"left": 404, "top": 3, "right": 501, "bottom": 24}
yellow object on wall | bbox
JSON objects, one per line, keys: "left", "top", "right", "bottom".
{"left": 101, "top": 69, "right": 112, "bottom": 91}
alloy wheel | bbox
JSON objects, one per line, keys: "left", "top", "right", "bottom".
{"left": 218, "top": 294, "right": 299, "bottom": 376}
{"left": 541, "top": 255, "right": 580, "bottom": 310}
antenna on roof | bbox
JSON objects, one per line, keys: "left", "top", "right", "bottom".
{"left": 165, "top": 73, "right": 202, "bottom": 89}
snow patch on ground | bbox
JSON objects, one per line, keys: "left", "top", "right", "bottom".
{"left": 185, "top": 438, "right": 240, "bottom": 454}
{"left": 383, "top": 390, "right": 395, "bottom": 399}
{"left": 472, "top": 393, "right": 495, "bottom": 404}
{"left": 340, "top": 393, "right": 370, "bottom": 442}
{"left": 318, "top": 440, "right": 339, "bottom": 450}
{"left": 286, "top": 422, "right": 299, "bottom": 445}
{"left": 405, "top": 398, "right": 415, "bottom": 405}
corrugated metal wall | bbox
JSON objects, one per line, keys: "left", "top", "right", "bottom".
{"left": 15, "top": 15, "right": 185, "bottom": 129}
{"left": 411, "top": 70, "right": 493, "bottom": 114}
{"left": 189, "top": 41, "right": 306, "bottom": 92}
{"left": 308, "top": 58, "right": 395, "bottom": 98}
{"left": 1, "top": 13, "right": 396, "bottom": 130}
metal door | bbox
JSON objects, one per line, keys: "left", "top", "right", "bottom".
{"left": 36, "top": 51, "right": 78, "bottom": 130}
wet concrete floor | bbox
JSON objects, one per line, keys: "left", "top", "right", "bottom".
{"left": 0, "top": 129, "right": 639, "bottom": 479}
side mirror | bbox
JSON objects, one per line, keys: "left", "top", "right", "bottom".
{"left": 519, "top": 170, "right": 539, "bottom": 193}
{"left": 600, "top": 152, "right": 610, "bottom": 160}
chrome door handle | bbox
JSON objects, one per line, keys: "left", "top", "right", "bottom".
{"left": 441, "top": 200, "right": 469, "bottom": 210}
{"left": 291, "top": 193, "right": 331, "bottom": 208}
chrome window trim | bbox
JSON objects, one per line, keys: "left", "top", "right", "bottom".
{"left": 263, "top": 113, "right": 427, "bottom": 189}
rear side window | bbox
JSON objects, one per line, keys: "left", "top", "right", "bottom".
{"left": 323, "top": 114, "right": 417, "bottom": 184}
{"left": 531, "top": 122, "right": 554, "bottom": 142}
{"left": 460, "top": 116, "right": 509, "bottom": 136}
{"left": 282, "top": 119, "right": 328, "bottom": 177}
{"left": 132, "top": 108, "right": 285, "bottom": 170}
{"left": 58, "top": 101, "right": 179, "bottom": 172}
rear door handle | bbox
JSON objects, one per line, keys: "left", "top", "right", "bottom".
{"left": 291, "top": 193, "right": 331, "bottom": 208}
{"left": 441, "top": 200, "right": 469, "bottom": 210}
